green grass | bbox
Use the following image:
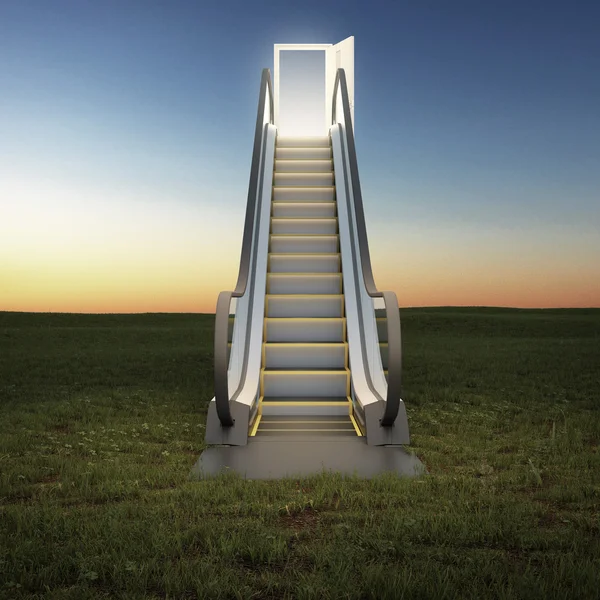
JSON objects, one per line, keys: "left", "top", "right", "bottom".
{"left": 0, "top": 308, "right": 599, "bottom": 599}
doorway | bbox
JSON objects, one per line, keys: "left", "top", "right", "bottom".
{"left": 278, "top": 50, "right": 326, "bottom": 136}
{"left": 273, "top": 38, "right": 354, "bottom": 136}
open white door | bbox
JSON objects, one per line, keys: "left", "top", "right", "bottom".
{"left": 326, "top": 36, "right": 354, "bottom": 129}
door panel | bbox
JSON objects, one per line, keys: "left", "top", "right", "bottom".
{"left": 326, "top": 36, "right": 354, "bottom": 129}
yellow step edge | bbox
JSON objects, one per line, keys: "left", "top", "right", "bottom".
{"left": 264, "top": 295, "right": 345, "bottom": 315}
{"left": 261, "top": 342, "right": 349, "bottom": 361}
{"left": 273, "top": 174, "right": 335, "bottom": 177}
{"left": 271, "top": 209, "right": 336, "bottom": 213}
{"left": 259, "top": 420, "right": 350, "bottom": 424}
{"left": 272, "top": 186, "right": 335, "bottom": 190}
{"left": 273, "top": 167, "right": 334, "bottom": 170}
{"left": 271, "top": 220, "right": 338, "bottom": 223}
{"left": 274, "top": 172, "right": 333, "bottom": 176}
{"left": 272, "top": 185, "right": 335, "bottom": 187}
{"left": 259, "top": 396, "right": 353, "bottom": 415}
{"left": 263, "top": 317, "right": 346, "bottom": 335}
{"left": 349, "top": 412, "right": 364, "bottom": 436}
{"left": 272, "top": 191, "right": 336, "bottom": 194}
{"left": 272, "top": 192, "right": 336, "bottom": 196}
{"left": 274, "top": 156, "right": 332, "bottom": 159}
{"left": 275, "top": 166, "right": 332, "bottom": 168}
{"left": 272, "top": 193, "right": 336, "bottom": 196}
{"left": 346, "top": 366, "right": 350, "bottom": 396}
{"left": 267, "top": 254, "right": 341, "bottom": 270}
{"left": 260, "top": 368, "right": 350, "bottom": 374}
{"left": 266, "top": 274, "right": 343, "bottom": 293}
{"left": 260, "top": 401, "right": 349, "bottom": 406}
{"left": 271, "top": 211, "right": 337, "bottom": 215}
{"left": 262, "top": 342, "right": 348, "bottom": 346}
{"left": 273, "top": 180, "right": 335, "bottom": 182}
{"left": 263, "top": 316, "right": 346, "bottom": 320}
{"left": 269, "top": 233, "right": 339, "bottom": 237}
{"left": 268, "top": 252, "right": 340, "bottom": 256}
{"left": 259, "top": 429, "right": 354, "bottom": 433}
{"left": 249, "top": 413, "right": 262, "bottom": 436}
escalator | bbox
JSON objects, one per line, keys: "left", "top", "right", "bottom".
{"left": 254, "top": 135, "right": 359, "bottom": 439}
{"left": 192, "top": 65, "right": 424, "bottom": 480}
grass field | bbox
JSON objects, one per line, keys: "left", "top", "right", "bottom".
{"left": 0, "top": 308, "right": 599, "bottom": 599}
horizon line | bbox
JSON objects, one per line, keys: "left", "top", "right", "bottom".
{"left": 2, "top": 305, "right": 600, "bottom": 317}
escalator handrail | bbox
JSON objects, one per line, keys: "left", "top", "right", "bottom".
{"left": 332, "top": 68, "right": 400, "bottom": 427}
{"left": 214, "top": 69, "right": 274, "bottom": 427}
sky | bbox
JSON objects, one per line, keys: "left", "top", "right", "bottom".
{"left": 1, "top": 0, "right": 599, "bottom": 313}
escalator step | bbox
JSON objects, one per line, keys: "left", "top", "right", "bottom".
{"left": 256, "top": 429, "right": 356, "bottom": 437}
{"left": 255, "top": 415, "right": 357, "bottom": 437}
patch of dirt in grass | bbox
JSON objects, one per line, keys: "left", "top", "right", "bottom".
{"left": 38, "top": 473, "right": 60, "bottom": 484}
{"left": 536, "top": 510, "right": 561, "bottom": 527}
{"left": 324, "top": 492, "right": 343, "bottom": 511}
{"left": 49, "top": 423, "right": 72, "bottom": 434}
{"left": 522, "top": 489, "right": 578, "bottom": 515}
{"left": 240, "top": 550, "right": 315, "bottom": 579}
{"left": 59, "top": 493, "right": 137, "bottom": 509}
{"left": 137, "top": 584, "right": 171, "bottom": 599}
{"left": 179, "top": 448, "right": 201, "bottom": 457}
{"left": 144, "top": 481, "right": 179, "bottom": 492}
{"left": 0, "top": 495, "right": 37, "bottom": 506}
{"left": 279, "top": 506, "right": 319, "bottom": 531}
{"left": 503, "top": 546, "right": 546, "bottom": 572}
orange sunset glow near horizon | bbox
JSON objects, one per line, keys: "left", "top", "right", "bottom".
{"left": 2, "top": 178, "right": 599, "bottom": 314}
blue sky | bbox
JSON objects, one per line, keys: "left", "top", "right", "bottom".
{"left": 1, "top": 0, "right": 599, "bottom": 311}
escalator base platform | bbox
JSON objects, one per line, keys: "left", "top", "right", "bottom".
{"left": 191, "top": 437, "right": 425, "bottom": 480}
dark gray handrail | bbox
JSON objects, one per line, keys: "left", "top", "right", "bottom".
{"left": 214, "top": 69, "right": 274, "bottom": 427}
{"left": 332, "top": 69, "right": 401, "bottom": 427}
